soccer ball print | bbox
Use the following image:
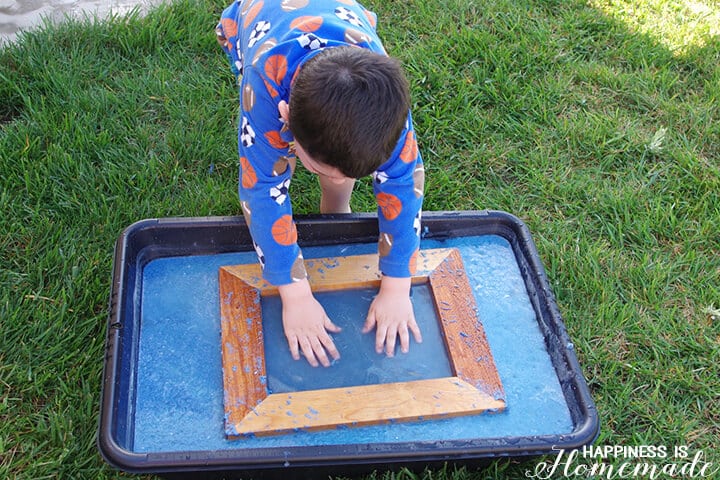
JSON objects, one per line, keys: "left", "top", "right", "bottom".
{"left": 240, "top": 117, "right": 255, "bottom": 147}
{"left": 297, "top": 32, "right": 327, "bottom": 50}
{"left": 334, "top": 6, "right": 363, "bottom": 27}
{"left": 248, "top": 20, "right": 271, "bottom": 48}
{"left": 270, "top": 178, "right": 291, "bottom": 205}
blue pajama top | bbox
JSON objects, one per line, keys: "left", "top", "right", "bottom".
{"left": 216, "top": 0, "right": 424, "bottom": 285}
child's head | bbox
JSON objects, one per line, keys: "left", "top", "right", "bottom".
{"left": 288, "top": 46, "right": 411, "bottom": 179}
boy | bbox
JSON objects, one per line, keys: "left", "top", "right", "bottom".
{"left": 216, "top": 0, "right": 424, "bottom": 367}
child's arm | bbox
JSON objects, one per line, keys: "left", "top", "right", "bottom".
{"left": 362, "top": 276, "right": 422, "bottom": 356}
{"left": 278, "top": 278, "right": 342, "bottom": 367}
{"left": 367, "top": 113, "right": 425, "bottom": 356}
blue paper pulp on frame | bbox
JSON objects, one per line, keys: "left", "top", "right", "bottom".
{"left": 132, "top": 235, "right": 573, "bottom": 453}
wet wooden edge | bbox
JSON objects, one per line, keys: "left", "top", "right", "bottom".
{"left": 219, "top": 248, "right": 505, "bottom": 438}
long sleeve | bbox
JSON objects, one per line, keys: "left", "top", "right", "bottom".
{"left": 238, "top": 68, "right": 307, "bottom": 286}
{"left": 216, "top": 0, "right": 415, "bottom": 284}
{"left": 374, "top": 113, "right": 424, "bottom": 277}
{"left": 215, "top": 2, "right": 243, "bottom": 79}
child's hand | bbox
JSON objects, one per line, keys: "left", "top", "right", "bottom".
{"left": 362, "top": 276, "right": 422, "bottom": 357}
{"left": 278, "top": 279, "right": 341, "bottom": 367}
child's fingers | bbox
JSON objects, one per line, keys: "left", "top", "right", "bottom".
{"left": 384, "top": 328, "right": 397, "bottom": 357}
{"left": 362, "top": 309, "right": 376, "bottom": 334}
{"left": 409, "top": 318, "right": 423, "bottom": 344}
{"left": 323, "top": 316, "right": 342, "bottom": 333}
{"left": 310, "top": 337, "right": 330, "bottom": 367}
{"left": 319, "top": 327, "right": 341, "bottom": 362}
{"left": 298, "top": 336, "right": 319, "bottom": 367}
{"left": 287, "top": 335, "right": 301, "bottom": 361}
{"left": 398, "top": 326, "right": 410, "bottom": 354}
{"left": 374, "top": 323, "right": 388, "bottom": 354}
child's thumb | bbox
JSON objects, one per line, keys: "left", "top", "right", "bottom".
{"left": 324, "top": 316, "right": 342, "bottom": 332}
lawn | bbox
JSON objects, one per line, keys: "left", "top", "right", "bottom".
{"left": 1, "top": 0, "right": 718, "bottom": 478}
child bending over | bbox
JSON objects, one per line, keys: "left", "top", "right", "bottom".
{"left": 216, "top": 0, "right": 425, "bottom": 367}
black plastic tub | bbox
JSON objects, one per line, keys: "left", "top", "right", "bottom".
{"left": 98, "top": 210, "right": 598, "bottom": 479}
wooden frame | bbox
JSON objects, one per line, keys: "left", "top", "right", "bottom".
{"left": 219, "top": 248, "right": 505, "bottom": 438}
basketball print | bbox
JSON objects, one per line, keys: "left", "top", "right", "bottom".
{"left": 240, "top": 156, "right": 257, "bottom": 189}
{"left": 290, "top": 15, "right": 323, "bottom": 32}
{"left": 220, "top": 17, "right": 238, "bottom": 39}
{"left": 363, "top": 9, "right": 377, "bottom": 28}
{"left": 408, "top": 249, "right": 419, "bottom": 275}
{"left": 265, "top": 130, "right": 289, "bottom": 149}
{"left": 400, "top": 131, "right": 418, "bottom": 163}
{"left": 376, "top": 192, "right": 402, "bottom": 221}
{"left": 263, "top": 78, "right": 279, "bottom": 98}
{"left": 271, "top": 215, "right": 298, "bottom": 246}
{"left": 264, "top": 54, "right": 288, "bottom": 84}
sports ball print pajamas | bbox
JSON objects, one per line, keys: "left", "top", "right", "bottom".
{"left": 217, "top": 0, "right": 424, "bottom": 285}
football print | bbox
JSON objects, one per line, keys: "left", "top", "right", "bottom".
{"left": 378, "top": 232, "right": 393, "bottom": 257}
{"left": 413, "top": 164, "right": 425, "bottom": 198}
{"left": 344, "top": 28, "right": 371, "bottom": 45}
{"left": 242, "top": 1, "right": 263, "bottom": 28}
{"left": 242, "top": 84, "right": 255, "bottom": 111}
{"left": 281, "top": 0, "right": 309, "bottom": 12}
{"left": 290, "top": 252, "right": 307, "bottom": 281}
{"left": 240, "top": 200, "right": 252, "bottom": 227}
{"left": 252, "top": 38, "right": 277, "bottom": 66}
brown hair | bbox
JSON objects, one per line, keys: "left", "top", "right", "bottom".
{"left": 288, "top": 47, "right": 411, "bottom": 179}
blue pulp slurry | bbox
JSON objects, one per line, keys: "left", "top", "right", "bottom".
{"left": 262, "top": 284, "right": 453, "bottom": 393}
{"left": 133, "top": 236, "right": 573, "bottom": 453}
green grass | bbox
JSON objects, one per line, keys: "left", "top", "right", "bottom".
{"left": 1, "top": 0, "right": 718, "bottom": 478}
